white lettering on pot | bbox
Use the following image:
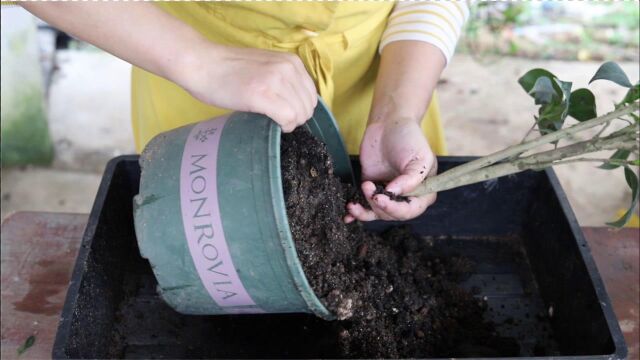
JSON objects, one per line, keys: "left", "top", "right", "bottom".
{"left": 180, "top": 116, "right": 260, "bottom": 312}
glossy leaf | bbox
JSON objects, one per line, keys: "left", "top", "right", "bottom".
{"left": 529, "top": 76, "right": 557, "bottom": 105}
{"left": 598, "top": 149, "right": 631, "bottom": 170}
{"left": 535, "top": 79, "right": 572, "bottom": 134}
{"left": 607, "top": 167, "right": 639, "bottom": 228}
{"left": 568, "top": 88, "right": 597, "bottom": 121}
{"left": 627, "top": 167, "right": 640, "bottom": 193}
{"left": 518, "top": 68, "right": 561, "bottom": 95}
{"left": 537, "top": 103, "right": 566, "bottom": 134}
{"left": 555, "top": 78, "right": 573, "bottom": 120}
{"left": 589, "top": 61, "right": 634, "bottom": 88}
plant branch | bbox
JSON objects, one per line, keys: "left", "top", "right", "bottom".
{"left": 408, "top": 125, "right": 639, "bottom": 195}
{"left": 594, "top": 120, "right": 612, "bottom": 139}
{"left": 425, "top": 102, "right": 638, "bottom": 188}
{"left": 550, "top": 158, "right": 637, "bottom": 166}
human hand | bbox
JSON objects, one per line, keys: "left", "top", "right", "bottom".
{"left": 345, "top": 118, "right": 437, "bottom": 222}
{"left": 19, "top": 3, "right": 316, "bottom": 133}
{"left": 177, "top": 45, "right": 317, "bottom": 132}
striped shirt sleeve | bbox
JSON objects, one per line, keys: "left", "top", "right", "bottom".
{"left": 380, "top": 0, "right": 471, "bottom": 65}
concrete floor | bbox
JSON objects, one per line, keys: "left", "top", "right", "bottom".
{"left": 1, "top": 49, "right": 638, "bottom": 226}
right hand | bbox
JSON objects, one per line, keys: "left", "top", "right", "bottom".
{"left": 177, "top": 45, "right": 318, "bottom": 132}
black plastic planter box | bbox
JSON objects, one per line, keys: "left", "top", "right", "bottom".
{"left": 53, "top": 155, "right": 626, "bottom": 359}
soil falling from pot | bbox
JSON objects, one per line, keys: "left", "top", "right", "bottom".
{"left": 281, "top": 128, "right": 519, "bottom": 358}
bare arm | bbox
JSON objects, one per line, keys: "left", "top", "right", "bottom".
{"left": 347, "top": 41, "right": 446, "bottom": 222}
{"left": 22, "top": 2, "right": 205, "bottom": 88}
{"left": 368, "top": 41, "right": 445, "bottom": 127}
{"left": 21, "top": 2, "right": 316, "bottom": 132}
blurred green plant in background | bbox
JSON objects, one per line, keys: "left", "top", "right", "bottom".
{"left": 460, "top": 2, "right": 639, "bottom": 63}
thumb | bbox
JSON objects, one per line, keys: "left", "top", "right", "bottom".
{"left": 385, "top": 156, "right": 434, "bottom": 195}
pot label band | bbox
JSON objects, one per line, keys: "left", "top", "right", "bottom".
{"left": 180, "top": 116, "right": 261, "bottom": 313}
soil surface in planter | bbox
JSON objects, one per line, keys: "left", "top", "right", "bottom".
{"left": 281, "top": 128, "right": 519, "bottom": 358}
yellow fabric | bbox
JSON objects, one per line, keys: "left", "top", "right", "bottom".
{"left": 132, "top": 3, "right": 447, "bottom": 155}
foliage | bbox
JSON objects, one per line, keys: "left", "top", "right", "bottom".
{"left": 518, "top": 61, "right": 639, "bottom": 227}
{"left": 607, "top": 167, "right": 639, "bottom": 227}
{"left": 591, "top": 2, "right": 640, "bottom": 30}
{"left": 460, "top": 2, "right": 639, "bottom": 62}
{"left": 413, "top": 62, "right": 639, "bottom": 228}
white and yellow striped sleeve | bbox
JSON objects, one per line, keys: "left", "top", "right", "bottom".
{"left": 380, "top": 0, "right": 471, "bottom": 64}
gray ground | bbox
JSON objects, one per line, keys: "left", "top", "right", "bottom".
{"left": 1, "top": 48, "right": 638, "bottom": 226}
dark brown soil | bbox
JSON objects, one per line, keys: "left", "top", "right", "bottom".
{"left": 281, "top": 128, "right": 518, "bottom": 358}
{"left": 374, "top": 184, "right": 411, "bottom": 203}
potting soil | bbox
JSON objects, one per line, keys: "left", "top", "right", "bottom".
{"left": 281, "top": 127, "right": 519, "bottom": 358}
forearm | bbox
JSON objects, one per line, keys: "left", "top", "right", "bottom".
{"left": 368, "top": 41, "right": 446, "bottom": 126}
{"left": 21, "top": 2, "right": 211, "bottom": 86}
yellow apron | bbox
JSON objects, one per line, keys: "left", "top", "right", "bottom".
{"left": 131, "top": 2, "right": 447, "bottom": 155}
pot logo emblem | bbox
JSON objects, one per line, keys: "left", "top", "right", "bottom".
{"left": 180, "top": 116, "right": 261, "bottom": 313}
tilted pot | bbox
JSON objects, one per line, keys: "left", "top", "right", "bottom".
{"left": 133, "top": 99, "right": 352, "bottom": 320}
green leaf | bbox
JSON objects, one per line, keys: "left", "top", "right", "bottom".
{"left": 555, "top": 78, "right": 573, "bottom": 120}
{"left": 518, "top": 68, "right": 561, "bottom": 95}
{"left": 589, "top": 61, "right": 634, "bottom": 88}
{"left": 599, "top": 149, "right": 631, "bottom": 170}
{"left": 626, "top": 167, "right": 639, "bottom": 197}
{"left": 535, "top": 79, "right": 573, "bottom": 134}
{"left": 606, "top": 167, "right": 639, "bottom": 228}
{"left": 568, "top": 88, "right": 597, "bottom": 121}
{"left": 17, "top": 335, "right": 35, "bottom": 356}
{"left": 608, "top": 200, "right": 638, "bottom": 228}
{"left": 537, "top": 103, "right": 566, "bottom": 134}
{"left": 529, "top": 76, "right": 557, "bottom": 105}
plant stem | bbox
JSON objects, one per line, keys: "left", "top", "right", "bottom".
{"left": 550, "top": 158, "right": 637, "bottom": 166}
{"left": 407, "top": 108, "right": 639, "bottom": 196}
{"left": 594, "top": 120, "right": 612, "bottom": 139}
{"left": 424, "top": 102, "right": 638, "bottom": 188}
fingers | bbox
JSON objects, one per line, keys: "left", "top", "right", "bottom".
{"left": 254, "top": 53, "right": 318, "bottom": 132}
{"left": 346, "top": 182, "right": 407, "bottom": 222}
{"left": 344, "top": 214, "right": 356, "bottom": 223}
{"left": 345, "top": 181, "right": 378, "bottom": 222}
{"left": 197, "top": 46, "right": 317, "bottom": 133}
{"left": 345, "top": 180, "right": 438, "bottom": 223}
{"left": 282, "top": 77, "right": 311, "bottom": 128}
{"left": 346, "top": 202, "right": 378, "bottom": 222}
{"left": 385, "top": 155, "right": 434, "bottom": 195}
{"left": 281, "top": 76, "right": 310, "bottom": 129}
{"left": 273, "top": 54, "right": 315, "bottom": 127}
{"left": 251, "top": 90, "right": 298, "bottom": 133}
{"left": 372, "top": 192, "right": 437, "bottom": 221}
{"left": 284, "top": 54, "right": 318, "bottom": 114}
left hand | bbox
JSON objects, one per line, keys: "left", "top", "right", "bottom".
{"left": 345, "top": 118, "right": 437, "bottom": 222}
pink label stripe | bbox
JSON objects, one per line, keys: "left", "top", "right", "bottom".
{"left": 180, "top": 116, "right": 259, "bottom": 310}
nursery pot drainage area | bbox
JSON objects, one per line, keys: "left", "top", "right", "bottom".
{"left": 52, "top": 106, "right": 625, "bottom": 358}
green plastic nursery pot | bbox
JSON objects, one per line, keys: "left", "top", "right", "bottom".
{"left": 133, "top": 99, "right": 352, "bottom": 320}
